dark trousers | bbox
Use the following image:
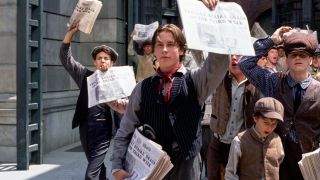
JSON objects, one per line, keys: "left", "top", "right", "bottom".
{"left": 207, "top": 135, "right": 231, "bottom": 180}
{"left": 79, "top": 117, "right": 112, "bottom": 180}
{"left": 200, "top": 125, "right": 212, "bottom": 178}
{"left": 164, "top": 151, "right": 201, "bottom": 180}
{"left": 279, "top": 138, "right": 303, "bottom": 180}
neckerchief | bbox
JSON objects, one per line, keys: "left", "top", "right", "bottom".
{"left": 157, "top": 63, "right": 182, "bottom": 103}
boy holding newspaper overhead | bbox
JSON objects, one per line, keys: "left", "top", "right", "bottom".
{"left": 60, "top": 23, "right": 127, "bottom": 179}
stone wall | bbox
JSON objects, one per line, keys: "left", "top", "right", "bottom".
{"left": 0, "top": 0, "right": 127, "bottom": 163}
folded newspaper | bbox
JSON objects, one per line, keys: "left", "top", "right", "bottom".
{"left": 124, "top": 129, "right": 173, "bottom": 180}
{"left": 133, "top": 21, "right": 159, "bottom": 43}
{"left": 87, "top": 66, "right": 136, "bottom": 108}
{"left": 298, "top": 148, "right": 320, "bottom": 180}
{"left": 68, "top": 0, "right": 102, "bottom": 34}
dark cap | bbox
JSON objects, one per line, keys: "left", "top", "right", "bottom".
{"left": 315, "top": 44, "right": 320, "bottom": 55}
{"left": 283, "top": 31, "right": 318, "bottom": 56}
{"left": 254, "top": 97, "right": 284, "bottom": 122}
{"left": 142, "top": 40, "right": 152, "bottom": 47}
{"left": 91, "top": 45, "right": 118, "bottom": 62}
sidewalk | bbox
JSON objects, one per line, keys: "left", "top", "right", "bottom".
{"left": 0, "top": 142, "right": 113, "bottom": 180}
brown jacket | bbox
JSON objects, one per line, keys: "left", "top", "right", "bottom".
{"left": 274, "top": 78, "right": 320, "bottom": 153}
{"left": 210, "top": 73, "right": 260, "bottom": 135}
{"left": 238, "top": 127, "right": 283, "bottom": 180}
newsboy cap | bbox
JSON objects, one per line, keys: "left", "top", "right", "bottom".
{"left": 254, "top": 97, "right": 284, "bottom": 122}
{"left": 283, "top": 30, "right": 318, "bottom": 56}
{"left": 91, "top": 45, "right": 118, "bottom": 62}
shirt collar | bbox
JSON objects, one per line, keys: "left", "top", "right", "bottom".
{"left": 286, "top": 73, "right": 312, "bottom": 89}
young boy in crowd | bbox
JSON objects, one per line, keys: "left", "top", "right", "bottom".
{"left": 238, "top": 26, "right": 320, "bottom": 179}
{"left": 225, "top": 97, "right": 285, "bottom": 180}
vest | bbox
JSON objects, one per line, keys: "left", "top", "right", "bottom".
{"left": 139, "top": 72, "right": 202, "bottom": 159}
{"left": 238, "top": 127, "right": 283, "bottom": 180}
{"left": 210, "top": 73, "right": 260, "bottom": 135}
{"left": 72, "top": 70, "right": 112, "bottom": 130}
{"left": 273, "top": 78, "right": 320, "bottom": 153}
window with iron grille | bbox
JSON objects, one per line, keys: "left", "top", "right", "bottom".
{"left": 276, "top": 0, "right": 303, "bottom": 28}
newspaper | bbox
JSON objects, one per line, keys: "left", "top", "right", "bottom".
{"left": 124, "top": 129, "right": 173, "bottom": 180}
{"left": 87, "top": 66, "right": 136, "bottom": 108}
{"left": 298, "top": 148, "right": 320, "bottom": 180}
{"left": 251, "top": 22, "right": 269, "bottom": 39}
{"left": 177, "top": 0, "right": 255, "bottom": 56}
{"left": 133, "top": 21, "right": 159, "bottom": 43}
{"left": 68, "top": 0, "right": 103, "bottom": 34}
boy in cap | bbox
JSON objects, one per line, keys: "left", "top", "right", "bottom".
{"left": 225, "top": 97, "right": 284, "bottom": 180}
{"left": 128, "top": 30, "right": 155, "bottom": 82}
{"left": 238, "top": 27, "right": 320, "bottom": 179}
{"left": 60, "top": 24, "right": 127, "bottom": 179}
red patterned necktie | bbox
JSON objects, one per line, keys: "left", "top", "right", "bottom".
{"left": 157, "top": 63, "right": 182, "bottom": 103}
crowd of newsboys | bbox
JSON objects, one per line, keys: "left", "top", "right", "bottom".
{"left": 58, "top": 0, "right": 320, "bottom": 180}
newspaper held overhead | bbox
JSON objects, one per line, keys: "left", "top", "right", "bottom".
{"left": 68, "top": 0, "right": 102, "bottom": 34}
{"left": 87, "top": 66, "right": 136, "bottom": 108}
{"left": 298, "top": 148, "right": 320, "bottom": 180}
{"left": 177, "top": 0, "right": 255, "bottom": 56}
{"left": 124, "top": 129, "right": 173, "bottom": 180}
{"left": 133, "top": 21, "right": 159, "bottom": 43}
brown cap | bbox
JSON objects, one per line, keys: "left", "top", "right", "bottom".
{"left": 283, "top": 31, "right": 318, "bottom": 56}
{"left": 254, "top": 97, "right": 284, "bottom": 122}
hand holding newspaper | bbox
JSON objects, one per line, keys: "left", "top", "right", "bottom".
{"left": 177, "top": 0, "right": 255, "bottom": 56}
{"left": 124, "top": 129, "right": 173, "bottom": 180}
{"left": 133, "top": 21, "right": 159, "bottom": 43}
{"left": 87, "top": 66, "right": 136, "bottom": 108}
{"left": 68, "top": 0, "right": 102, "bottom": 34}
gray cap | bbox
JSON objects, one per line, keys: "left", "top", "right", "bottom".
{"left": 254, "top": 97, "right": 284, "bottom": 122}
{"left": 91, "top": 45, "right": 118, "bottom": 62}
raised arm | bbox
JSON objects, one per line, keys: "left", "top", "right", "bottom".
{"left": 237, "top": 27, "right": 291, "bottom": 97}
{"left": 59, "top": 24, "right": 87, "bottom": 87}
{"left": 191, "top": 53, "right": 229, "bottom": 105}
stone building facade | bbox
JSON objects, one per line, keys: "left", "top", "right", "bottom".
{"left": 0, "top": 0, "right": 127, "bottom": 163}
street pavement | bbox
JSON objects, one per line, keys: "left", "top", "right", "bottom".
{"left": 0, "top": 142, "right": 114, "bottom": 180}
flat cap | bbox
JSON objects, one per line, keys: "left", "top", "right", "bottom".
{"left": 254, "top": 97, "right": 284, "bottom": 122}
{"left": 283, "top": 30, "right": 318, "bottom": 55}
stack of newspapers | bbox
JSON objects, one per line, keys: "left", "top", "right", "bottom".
{"left": 298, "top": 148, "right": 320, "bottom": 180}
{"left": 68, "top": 0, "right": 102, "bottom": 34}
{"left": 124, "top": 129, "right": 173, "bottom": 180}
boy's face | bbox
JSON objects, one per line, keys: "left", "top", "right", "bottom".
{"left": 153, "top": 31, "right": 184, "bottom": 73}
{"left": 143, "top": 44, "right": 152, "bottom": 56}
{"left": 229, "top": 55, "right": 243, "bottom": 77}
{"left": 278, "top": 48, "right": 285, "bottom": 57}
{"left": 286, "top": 51, "right": 312, "bottom": 73}
{"left": 94, "top": 51, "right": 113, "bottom": 72}
{"left": 267, "top": 49, "right": 278, "bottom": 64}
{"left": 254, "top": 116, "right": 279, "bottom": 138}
